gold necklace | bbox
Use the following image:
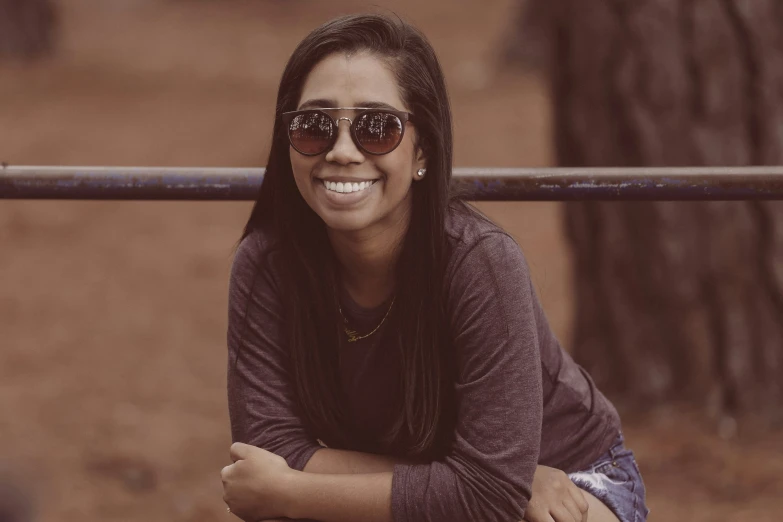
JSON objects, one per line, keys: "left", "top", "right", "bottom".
{"left": 338, "top": 296, "right": 395, "bottom": 343}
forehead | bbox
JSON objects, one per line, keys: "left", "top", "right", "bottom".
{"left": 297, "top": 52, "right": 407, "bottom": 110}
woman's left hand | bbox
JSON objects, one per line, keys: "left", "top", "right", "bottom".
{"left": 221, "top": 442, "right": 297, "bottom": 521}
{"left": 524, "top": 465, "right": 589, "bottom": 522}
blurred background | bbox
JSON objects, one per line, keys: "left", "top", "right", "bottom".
{"left": 1, "top": 0, "right": 782, "bottom": 521}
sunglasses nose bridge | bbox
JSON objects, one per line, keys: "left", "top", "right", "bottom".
{"left": 332, "top": 116, "right": 360, "bottom": 147}
{"left": 333, "top": 116, "right": 354, "bottom": 138}
{"left": 331, "top": 116, "right": 353, "bottom": 140}
{"left": 326, "top": 116, "right": 363, "bottom": 161}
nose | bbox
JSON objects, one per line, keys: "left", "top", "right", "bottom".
{"left": 325, "top": 118, "right": 364, "bottom": 165}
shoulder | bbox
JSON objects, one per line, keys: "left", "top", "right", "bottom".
{"left": 230, "top": 224, "right": 286, "bottom": 301}
{"left": 233, "top": 224, "right": 282, "bottom": 268}
{"left": 444, "top": 201, "right": 529, "bottom": 278}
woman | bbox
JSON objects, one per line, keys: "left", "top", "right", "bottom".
{"left": 221, "top": 12, "right": 649, "bottom": 522}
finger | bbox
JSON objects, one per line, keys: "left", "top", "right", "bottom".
{"left": 561, "top": 497, "right": 582, "bottom": 522}
{"left": 549, "top": 505, "right": 578, "bottom": 522}
{"left": 569, "top": 486, "right": 589, "bottom": 517}
{"left": 578, "top": 496, "right": 589, "bottom": 522}
{"left": 220, "top": 464, "right": 232, "bottom": 483}
{"left": 229, "top": 442, "right": 249, "bottom": 462}
{"left": 523, "top": 502, "right": 556, "bottom": 522}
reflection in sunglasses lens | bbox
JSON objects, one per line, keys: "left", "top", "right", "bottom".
{"left": 355, "top": 112, "right": 403, "bottom": 154}
{"left": 289, "top": 112, "right": 334, "bottom": 155}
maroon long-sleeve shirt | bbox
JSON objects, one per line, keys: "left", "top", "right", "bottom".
{"left": 227, "top": 206, "right": 621, "bottom": 522}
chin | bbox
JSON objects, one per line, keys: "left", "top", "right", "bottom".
{"left": 322, "top": 215, "right": 373, "bottom": 232}
{"left": 318, "top": 208, "right": 375, "bottom": 232}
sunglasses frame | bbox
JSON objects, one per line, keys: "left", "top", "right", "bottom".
{"left": 281, "top": 107, "right": 413, "bottom": 157}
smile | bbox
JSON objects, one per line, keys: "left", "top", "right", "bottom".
{"left": 322, "top": 179, "right": 377, "bottom": 194}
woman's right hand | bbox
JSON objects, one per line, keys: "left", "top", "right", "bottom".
{"left": 523, "top": 465, "right": 589, "bottom": 522}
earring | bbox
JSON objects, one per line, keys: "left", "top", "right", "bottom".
{"left": 416, "top": 168, "right": 426, "bottom": 178}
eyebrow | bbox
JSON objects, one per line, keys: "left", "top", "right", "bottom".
{"left": 297, "top": 99, "right": 401, "bottom": 111}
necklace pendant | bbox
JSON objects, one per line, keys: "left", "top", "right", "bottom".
{"left": 339, "top": 296, "right": 394, "bottom": 343}
{"left": 344, "top": 327, "right": 361, "bottom": 343}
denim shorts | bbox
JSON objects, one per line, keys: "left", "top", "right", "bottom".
{"left": 567, "top": 432, "right": 650, "bottom": 522}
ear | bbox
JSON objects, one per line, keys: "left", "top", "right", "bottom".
{"left": 412, "top": 145, "right": 427, "bottom": 182}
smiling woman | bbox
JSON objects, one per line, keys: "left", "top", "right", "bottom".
{"left": 221, "top": 12, "right": 649, "bottom": 522}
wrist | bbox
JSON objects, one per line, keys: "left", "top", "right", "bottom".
{"left": 280, "top": 468, "right": 303, "bottom": 519}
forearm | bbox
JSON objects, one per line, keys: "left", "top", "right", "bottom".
{"left": 285, "top": 470, "right": 394, "bottom": 522}
{"left": 261, "top": 449, "right": 416, "bottom": 522}
{"left": 303, "top": 447, "right": 420, "bottom": 474}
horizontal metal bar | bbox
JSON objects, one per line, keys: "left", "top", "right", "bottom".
{"left": 2, "top": 165, "right": 783, "bottom": 201}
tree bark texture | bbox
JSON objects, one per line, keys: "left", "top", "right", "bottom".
{"left": 0, "top": 0, "right": 57, "bottom": 60}
{"left": 519, "top": 0, "right": 783, "bottom": 420}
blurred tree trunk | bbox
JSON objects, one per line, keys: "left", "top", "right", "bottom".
{"left": 511, "top": 0, "right": 783, "bottom": 423}
{"left": 0, "top": 0, "right": 58, "bottom": 60}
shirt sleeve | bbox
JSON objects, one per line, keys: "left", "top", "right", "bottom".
{"left": 226, "top": 233, "right": 323, "bottom": 472}
{"left": 391, "top": 231, "right": 543, "bottom": 522}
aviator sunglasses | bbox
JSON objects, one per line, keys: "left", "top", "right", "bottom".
{"left": 282, "top": 107, "right": 413, "bottom": 156}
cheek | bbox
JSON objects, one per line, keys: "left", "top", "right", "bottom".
{"left": 377, "top": 161, "right": 409, "bottom": 189}
{"left": 289, "top": 153, "right": 315, "bottom": 194}
{"left": 379, "top": 144, "right": 416, "bottom": 189}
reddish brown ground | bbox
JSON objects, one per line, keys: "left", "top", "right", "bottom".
{"left": 1, "top": 1, "right": 781, "bottom": 521}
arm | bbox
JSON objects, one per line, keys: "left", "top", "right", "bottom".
{"left": 295, "top": 454, "right": 589, "bottom": 522}
{"left": 389, "top": 232, "right": 544, "bottom": 522}
{"left": 292, "top": 449, "right": 589, "bottom": 522}
{"left": 284, "top": 472, "right": 394, "bottom": 522}
{"left": 227, "top": 234, "right": 323, "bottom": 471}
{"left": 272, "top": 449, "right": 416, "bottom": 521}
{"left": 248, "top": 450, "right": 418, "bottom": 522}
{"left": 282, "top": 466, "right": 590, "bottom": 522}
{"left": 303, "top": 447, "right": 420, "bottom": 474}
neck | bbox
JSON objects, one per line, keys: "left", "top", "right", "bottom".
{"left": 327, "top": 209, "right": 410, "bottom": 309}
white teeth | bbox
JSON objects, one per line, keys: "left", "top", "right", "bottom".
{"left": 322, "top": 180, "right": 375, "bottom": 193}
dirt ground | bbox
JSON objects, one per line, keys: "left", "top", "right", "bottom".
{"left": 1, "top": 1, "right": 782, "bottom": 521}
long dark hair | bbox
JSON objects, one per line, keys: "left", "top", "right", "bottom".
{"left": 240, "top": 13, "right": 457, "bottom": 458}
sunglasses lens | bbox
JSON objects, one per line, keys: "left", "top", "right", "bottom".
{"left": 288, "top": 112, "right": 334, "bottom": 155}
{"left": 354, "top": 112, "right": 403, "bottom": 154}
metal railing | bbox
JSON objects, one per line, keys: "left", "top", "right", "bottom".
{"left": 2, "top": 165, "right": 783, "bottom": 200}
